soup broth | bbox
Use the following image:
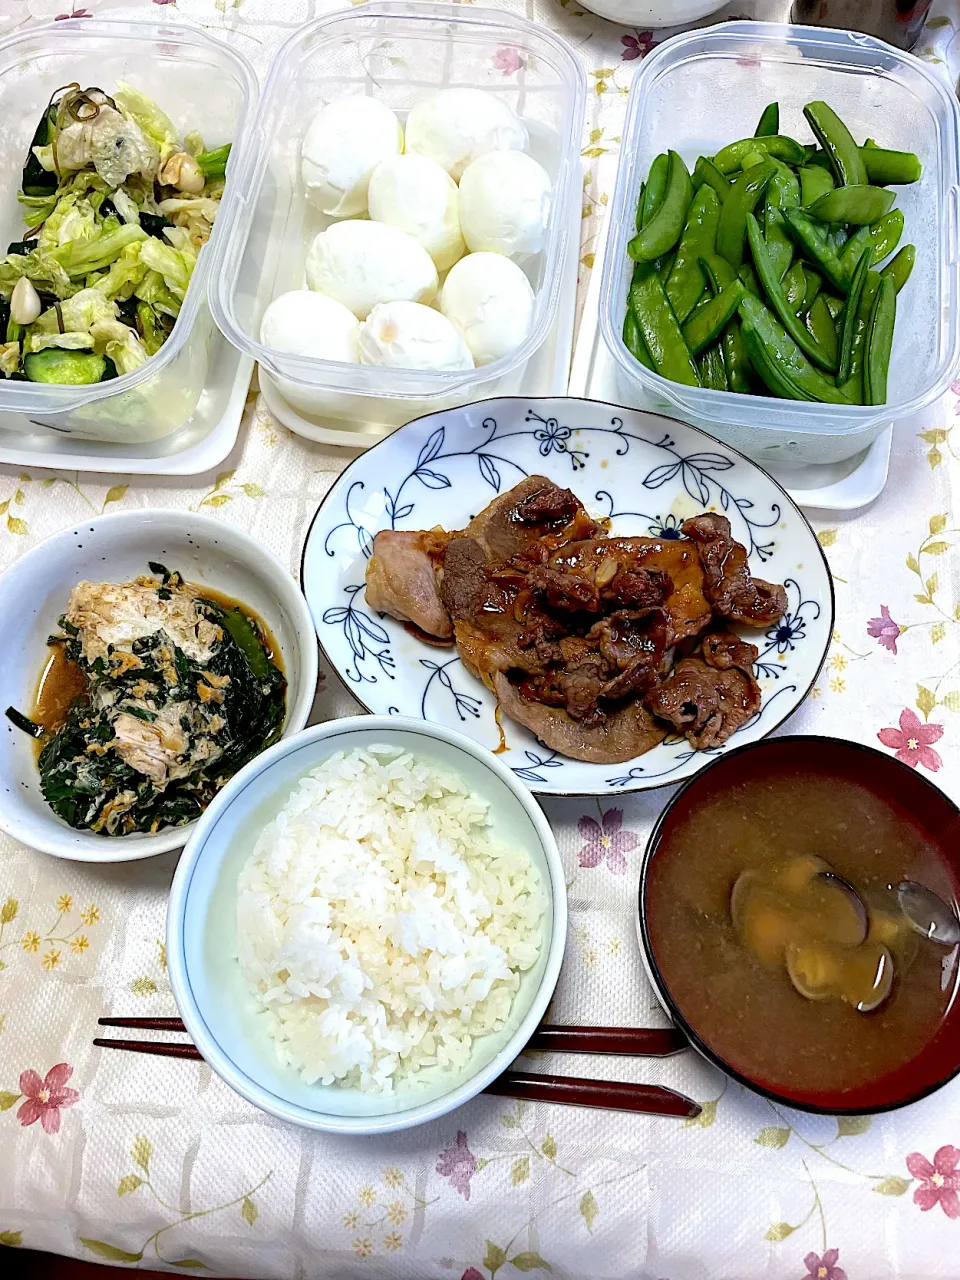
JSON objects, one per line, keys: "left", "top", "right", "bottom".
{"left": 646, "top": 770, "right": 959, "bottom": 1096}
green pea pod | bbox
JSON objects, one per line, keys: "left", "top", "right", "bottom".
{"left": 810, "top": 144, "right": 922, "bottom": 185}
{"left": 658, "top": 249, "right": 678, "bottom": 281}
{"left": 638, "top": 153, "right": 669, "bottom": 231}
{"left": 693, "top": 156, "right": 731, "bottom": 199}
{"left": 860, "top": 147, "right": 922, "bottom": 186}
{"left": 628, "top": 261, "right": 701, "bottom": 387}
{"left": 863, "top": 274, "right": 896, "bottom": 406}
{"left": 782, "top": 207, "right": 849, "bottom": 294}
{"left": 799, "top": 164, "right": 835, "bottom": 210}
{"left": 823, "top": 294, "right": 844, "bottom": 321}
{"left": 782, "top": 260, "right": 806, "bottom": 310}
{"left": 805, "top": 184, "right": 897, "bottom": 226}
{"left": 623, "top": 305, "right": 653, "bottom": 370}
{"left": 746, "top": 212, "right": 836, "bottom": 371}
{"left": 713, "top": 135, "right": 807, "bottom": 175}
{"left": 764, "top": 160, "right": 800, "bottom": 280}
{"left": 827, "top": 227, "right": 849, "bottom": 255}
{"left": 739, "top": 263, "right": 762, "bottom": 299}
{"left": 803, "top": 100, "right": 868, "bottom": 187}
{"left": 800, "top": 267, "right": 822, "bottom": 316}
{"left": 754, "top": 102, "right": 780, "bottom": 137}
{"left": 722, "top": 320, "right": 755, "bottom": 394}
{"left": 629, "top": 151, "right": 693, "bottom": 263}
{"left": 682, "top": 280, "right": 747, "bottom": 355}
{"left": 741, "top": 321, "right": 813, "bottom": 400}
{"left": 881, "top": 243, "right": 915, "bottom": 294}
{"left": 665, "top": 185, "right": 722, "bottom": 323}
{"left": 738, "top": 294, "right": 852, "bottom": 404}
{"left": 837, "top": 248, "right": 870, "bottom": 388}
{"left": 699, "top": 252, "right": 738, "bottom": 292}
{"left": 840, "top": 210, "right": 904, "bottom": 280}
{"left": 805, "top": 294, "right": 839, "bottom": 368}
{"left": 839, "top": 268, "right": 881, "bottom": 403}
{"left": 697, "top": 343, "right": 728, "bottom": 390}
{"left": 715, "top": 160, "right": 775, "bottom": 268}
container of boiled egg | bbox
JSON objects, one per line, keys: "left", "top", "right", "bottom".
{"left": 207, "top": 1, "right": 585, "bottom": 428}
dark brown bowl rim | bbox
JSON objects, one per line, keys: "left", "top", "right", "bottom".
{"left": 637, "top": 733, "right": 960, "bottom": 1116}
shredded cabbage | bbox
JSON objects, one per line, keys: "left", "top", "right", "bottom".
{"left": 113, "top": 82, "right": 179, "bottom": 165}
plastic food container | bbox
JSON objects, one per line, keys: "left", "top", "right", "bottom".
{"left": 0, "top": 20, "right": 257, "bottom": 444}
{"left": 208, "top": 2, "right": 585, "bottom": 428}
{"left": 599, "top": 21, "right": 960, "bottom": 467}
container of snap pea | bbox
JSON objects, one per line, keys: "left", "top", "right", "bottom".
{"left": 598, "top": 21, "right": 960, "bottom": 468}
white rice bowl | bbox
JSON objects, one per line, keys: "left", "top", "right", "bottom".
{"left": 235, "top": 745, "right": 545, "bottom": 1094}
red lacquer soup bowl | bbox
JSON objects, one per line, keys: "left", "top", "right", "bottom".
{"left": 638, "top": 736, "right": 960, "bottom": 1115}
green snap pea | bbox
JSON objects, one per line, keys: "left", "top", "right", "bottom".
{"left": 738, "top": 294, "right": 852, "bottom": 404}
{"left": 629, "top": 151, "right": 693, "bottom": 262}
{"left": 722, "top": 320, "right": 754, "bottom": 393}
{"left": 839, "top": 268, "right": 881, "bottom": 403}
{"left": 713, "top": 135, "right": 807, "bottom": 175}
{"left": 697, "top": 343, "right": 728, "bottom": 390}
{"left": 665, "top": 185, "right": 722, "bottom": 323}
{"left": 805, "top": 294, "right": 839, "bottom": 368}
{"left": 799, "top": 164, "right": 835, "bottom": 210}
{"left": 803, "top": 100, "right": 868, "bottom": 187}
{"left": 782, "top": 207, "right": 849, "bottom": 294}
{"left": 628, "top": 261, "right": 700, "bottom": 387}
{"left": 739, "top": 263, "right": 762, "bottom": 299}
{"left": 700, "top": 252, "right": 738, "bottom": 292}
{"left": 827, "top": 227, "right": 849, "bottom": 255}
{"left": 860, "top": 147, "right": 922, "bottom": 186}
{"left": 623, "top": 302, "right": 653, "bottom": 370}
{"left": 693, "top": 156, "right": 731, "bottom": 199}
{"left": 863, "top": 273, "right": 896, "bottom": 406}
{"left": 638, "top": 152, "right": 669, "bottom": 231}
{"left": 746, "top": 212, "right": 836, "bottom": 371}
{"left": 840, "top": 210, "right": 904, "bottom": 278}
{"left": 658, "top": 250, "right": 678, "bottom": 282}
{"left": 716, "top": 160, "right": 775, "bottom": 268}
{"left": 881, "top": 243, "right": 916, "bottom": 293}
{"left": 682, "top": 280, "right": 747, "bottom": 355}
{"left": 800, "top": 266, "right": 822, "bottom": 316}
{"left": 764, "top": 160, "right": 800, "bottom": 280}
{"left": 837, "top": 248, "right": 870, "bottom": 388}
{"left": 782, "top": 260, "right": 807, "bottom": 309}
{"left": 809, "top": 145, "right": 922, "bottom": 186}
{"left": 823, "top": 294, "right": 844, "bottom": 322}
{"left": 755, "top": 102, "right": 780, "bottom": 138}
{"left": 805, "top": 184, "right": 896, "bottom": 226}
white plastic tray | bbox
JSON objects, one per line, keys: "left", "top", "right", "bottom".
{"left": 260, "top": 196, "right": 582, "bottom": 447}
{"left": 570, "top": 215, "right": 893, "bottom": 513}
{"left": 0, "top": 334, "right": 253, "bottom": 477}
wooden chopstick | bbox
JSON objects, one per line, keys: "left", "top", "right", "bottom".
{"left": 93, "top": 1035, "right": 701, "bottom": 1119}
{"left": 97, "top": 1018, "right": 688, "bottom": 1057}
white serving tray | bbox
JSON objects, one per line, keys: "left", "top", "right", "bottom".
{"left": 259, "top": 198, "right": 581, "bottom": 446}
{"left": 0, "top": 333, "right": 253, "bottom": 477}
{"left": 570, "top": 215, "right": 893, "bottom": 513}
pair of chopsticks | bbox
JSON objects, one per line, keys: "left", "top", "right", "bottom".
{"left": 95, "top": 1018, "right": 698, "bottom": 1118}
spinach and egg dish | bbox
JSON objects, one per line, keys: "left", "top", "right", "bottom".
{"left": 0, "top": 81, "right": 231, "bottom": 386}
{"left": 5, "top": 567, "right": 285, "bottom": 836}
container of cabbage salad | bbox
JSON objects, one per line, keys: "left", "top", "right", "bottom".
{"left": 0, "top": 20, "right": 256, "bottom": 442}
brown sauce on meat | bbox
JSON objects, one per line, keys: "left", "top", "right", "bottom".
{"left": 647, "top": 772, "right": 958, "bottom": 1094}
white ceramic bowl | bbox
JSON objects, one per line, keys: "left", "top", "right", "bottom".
{"left": 575, "top": 0, "right": 726, "bottom": 25}
{"left": 166, "top": 716, "right": 566, "bottom": 1135}
{"left": 0, "top": 511, "right": 317, "bottom": 862}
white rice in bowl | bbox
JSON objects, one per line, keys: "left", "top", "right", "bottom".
{"left": 235, "top": 744, "right": 545, "bottom": 1093}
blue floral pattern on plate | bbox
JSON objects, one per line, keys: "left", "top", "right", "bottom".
{"left": 302, "top": 397, "right": 833, "bottom": 795}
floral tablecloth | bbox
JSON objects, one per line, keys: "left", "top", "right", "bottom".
{"left": 2, "top": 1, "right": 960, "bottom": 1277}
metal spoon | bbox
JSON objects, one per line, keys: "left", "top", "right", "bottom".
{"left": 897, "top": 881, "right": 960, "bottom": 946}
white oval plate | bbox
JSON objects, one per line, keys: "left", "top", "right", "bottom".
{"left": 301, "top": 397, "right": 833, "bottom": 796}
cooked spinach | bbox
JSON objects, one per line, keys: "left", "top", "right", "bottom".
{"left": 14, "top": 570, "right": 286, "bottom": 836}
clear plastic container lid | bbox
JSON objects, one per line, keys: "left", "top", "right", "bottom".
{"left": 599, "top": 21, "right": 960, "bottom": 443}
{"left": 207, "top": 2, "right": 586, "bottom": 403}
{"left": 0, "top": 20, "right": 258, "bottom": 422}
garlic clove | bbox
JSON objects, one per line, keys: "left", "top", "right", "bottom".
{"left": 10, "top": 276, "right": 41, "bottom": 326}
{"left": 159, "top": 152, "right": 205, "bottom": 195}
